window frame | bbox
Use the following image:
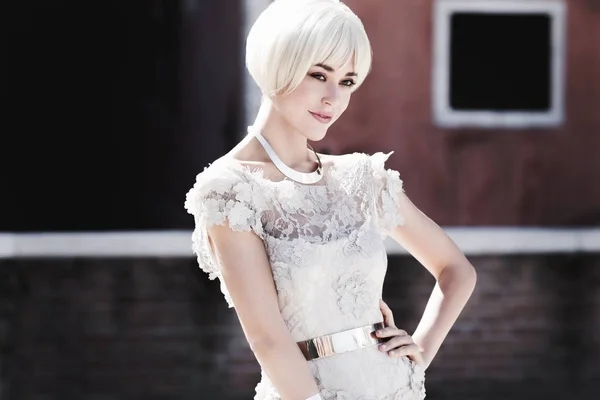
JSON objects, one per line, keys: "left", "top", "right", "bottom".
{"left": 432, "top": 0, "right": 567, "bottom": 129}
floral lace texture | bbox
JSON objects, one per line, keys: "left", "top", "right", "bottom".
{"left": 186, "top": 152, "right": 423, "bottom": 398}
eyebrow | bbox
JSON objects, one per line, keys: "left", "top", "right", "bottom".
{"left": 314, "top": 63, "right": 358, "bottom": 77}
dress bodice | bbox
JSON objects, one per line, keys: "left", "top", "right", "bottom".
{"left": 185, "top": 152, "right": 405, "bottom": 341}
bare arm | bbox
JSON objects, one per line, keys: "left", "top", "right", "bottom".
{"left": 389, "top": 192, "right": 477, "bottom": 369}
{"left": 208, "top": 222, "right": 320, "bottom": 400}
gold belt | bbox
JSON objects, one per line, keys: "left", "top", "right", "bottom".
{"left": 297, "top": 322, "right": 385, "bottom": 361}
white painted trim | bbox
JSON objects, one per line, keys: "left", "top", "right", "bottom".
{"left": 0, "top": 234, "right": 17, "bottom": 258}
{"left": 432, "top": 0, "right": 567, "bottom": 129}
{"left": 0, "top": 231, "right": 193, "bottom": 258}
{"left": 0, "top": 228, "right": 598, "bottom": 259}
{"left": 385, "top": 228, "right": 600, "bottom": 255}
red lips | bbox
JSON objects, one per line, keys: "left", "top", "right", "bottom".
{"left": 310, "top": 111, "right": 333, "bottom": 118}
{"left": 309, "top": 111, "right": 333, "bottom": 123}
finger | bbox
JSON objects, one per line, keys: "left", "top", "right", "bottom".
{"left": 379, "top": 299, "right": 395, "bottom": 328}
{"left": 375, "top": 327, "right": 407, "bottom": 339}
{"left": 378, "top": 335, "right": 414, "bottom": 352}
{"left": 387, "top": 343, "right": 421, "bottom": 358}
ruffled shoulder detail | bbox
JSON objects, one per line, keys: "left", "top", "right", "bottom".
{"left": 184, "top": 163, "right": 268, "bottom": 307}
{"left": 367, "top": 152, "right": 405, "bottom": 235}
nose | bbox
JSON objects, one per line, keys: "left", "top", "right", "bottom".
{"left": 322, "top": 81, "right": 340, "bottom": 106}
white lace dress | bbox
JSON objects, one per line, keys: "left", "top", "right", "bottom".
{"left": 185, "top": 152, "right": 426, "bottom": 399}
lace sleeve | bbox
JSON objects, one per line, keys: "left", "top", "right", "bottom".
{"left": 184, "top": 166, "right": 267, "bottom": 307}
{"left": 369, "top": 152, "right": 405, "bottom": 236}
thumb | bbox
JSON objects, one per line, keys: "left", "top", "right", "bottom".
{"left": 379, "top": 299, "right": 395, "bottom": 328}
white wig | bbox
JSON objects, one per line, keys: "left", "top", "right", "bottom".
{"left": 246, "top": 0, "right": 373, "bottom": 97}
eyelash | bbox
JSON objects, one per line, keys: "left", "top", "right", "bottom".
{"left": 310, "top": 73, "right": 356, "bottom": 88}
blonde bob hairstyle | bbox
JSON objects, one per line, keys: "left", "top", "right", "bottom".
{"left": 246, "top": 0, "right": 373, "bottom": 98}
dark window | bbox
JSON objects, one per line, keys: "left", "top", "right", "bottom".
{"left": 449, "top": 13, "right": 551, "bottom": 112}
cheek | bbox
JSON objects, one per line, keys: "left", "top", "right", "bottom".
{"left": 295, "top": 80, "right": 321, "bottom": 103}
{"left": 273, "top": 92, "right": 305, "bottom": 116}
{"left": 282, "top": 82, "right": 315, "bottom": 109}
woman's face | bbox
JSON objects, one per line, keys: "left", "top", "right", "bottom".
{"left": 271, "top": 59, "right": 357, "bottom": 141}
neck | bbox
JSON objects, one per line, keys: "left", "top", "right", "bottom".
{"left": 250, "top": 98, "right": 313, "bottom": 169}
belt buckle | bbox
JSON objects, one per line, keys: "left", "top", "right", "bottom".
{"left": 298, "top": 322, "right": 385, "bottom": 361}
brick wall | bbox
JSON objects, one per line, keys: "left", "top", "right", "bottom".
{"left": 1, "top": 256, "right": 599, "bottom": 399}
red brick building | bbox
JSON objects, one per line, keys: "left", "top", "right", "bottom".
{"left": 314, "top": 0, "right": 600, "bottom": 227}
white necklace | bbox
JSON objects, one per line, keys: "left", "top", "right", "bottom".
{"left": 249, "top": 126, "right": 323, "bottom": 185}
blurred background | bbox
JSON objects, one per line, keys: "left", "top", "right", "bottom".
{"left": 2, "top": 0, "right": 599, "bottom": 399}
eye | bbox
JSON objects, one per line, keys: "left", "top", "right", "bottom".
{"left": 310, "top": 73, "right": 326, "bottom": 81}
{"left": 341, "top": 79, "right": 356, "bottom": 88}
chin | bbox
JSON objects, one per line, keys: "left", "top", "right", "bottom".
{"left": 305, "top": 128, "right": 328, "bottom": 142}
{"left": 301, "top": 122, "right": 330, "bottom": 141}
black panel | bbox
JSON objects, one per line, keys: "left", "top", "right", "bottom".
{"left": 5, "top": 0, "right": 244, "bottom": 231}
{"left": 449, "top": 13, "right": 552, "bottom": 111}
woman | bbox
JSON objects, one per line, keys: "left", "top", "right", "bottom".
{"left": 185, "top": 0, "right": 477, "bottom": 399}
